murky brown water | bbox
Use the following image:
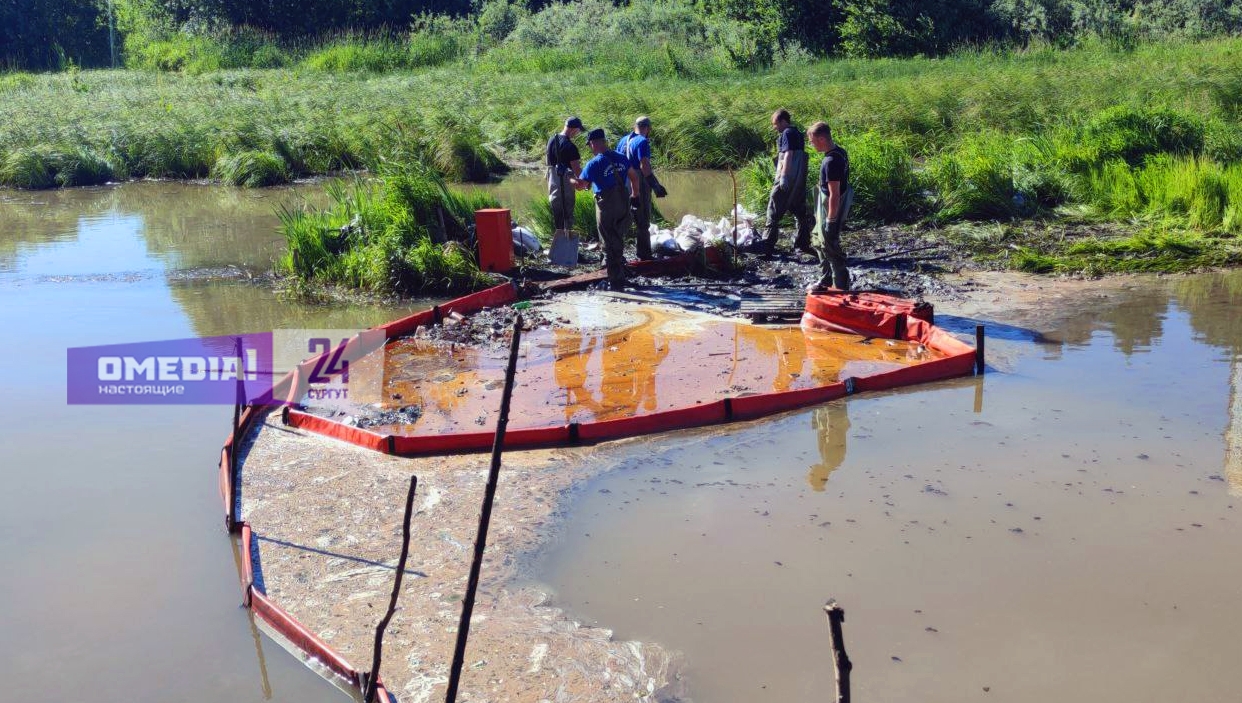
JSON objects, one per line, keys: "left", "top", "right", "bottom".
{"left": 0, "top": 182, "right": 421, "bottom": 703}
{"left": 0, "top": 171, "right": 735, "bottom": 703}
{"left": 366, "top": 300, "right": 939, "bottom": 435}
{"left": 7, "top": 176, "right": 1242, "bottom": 703}
{"left": 529, "top": 273, "right": 1242, "bottom": 703}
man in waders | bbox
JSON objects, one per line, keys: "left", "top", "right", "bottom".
{"left": 573, "top": 128, "right": 641, "bottom": 291}
{"left": 761, "top": 109, "right": 813, "bottom": 256}
{"left": 546, "top": 117, "right": 584, "bottom": 262}
{"left": 616, "top": 116, "right": 668, "bottom": 261}
{"left": 807, "top": 121, "right": 852, "bottom": 291}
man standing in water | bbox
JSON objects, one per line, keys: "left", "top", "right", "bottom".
{"left": 616, "top": 116, "right": 669, "bottom": 261}
{"left": 573, "top": 128, "right": 642, "bottom": 291}
{"left": 761, "top": 109, "right": 813, "bottom": 256}
{"left": 547, "top": 117, "right": 584, "bottom": 249}
{"left": 807, "top": 121, "right": 852, "bottom": 291}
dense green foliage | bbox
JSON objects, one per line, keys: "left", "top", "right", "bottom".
{"left": 278, "top": 166, "right": 497, "bottom": 294}
{"left": 9, "top": 5, "right": 1242, "bottom": 279}
{"left": 11, "top": 0, "right": 1242, "bottom": 73}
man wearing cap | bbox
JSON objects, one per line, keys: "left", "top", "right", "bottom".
{"left": 761, "top": 108, "right": 813, "bottom": 256}
{"left": 572, "top": 128, "right": 642, "bottom": 290}
{"left": 546, "top": 117, "right": 584, "bottom": 244}
{"left": 616, "top": 116, "right": 668, "bottom": 261}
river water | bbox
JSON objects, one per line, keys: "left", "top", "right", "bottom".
{"left": 3, "top": 177, "right": 1240, "bottom": 703}
{"left": 0, "top": 173, "right": 734, "bottom": 703}
{"left": 529, "top": 274, "right": 1242, "bottom": 702}
{"left": 0, "top": 183, "right": 421, "bottom": 703}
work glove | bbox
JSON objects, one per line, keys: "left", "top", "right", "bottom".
{"left": 648, "top": 174, "right": 668, "bottom": 198}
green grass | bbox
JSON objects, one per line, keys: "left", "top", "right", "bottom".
{"left": 522, "top": 190, "right": 598, "bottom": 242}
{"left": 6, "top": 37, "right": 1242, "bottom": 190}
{"left": 9, "top": 35, "right": 1242, "bottom": 275}
{"left": 0, "top": 144, "right": 114, "bottom": 188}
{"left": 1011, "top": 230, "right": 1242, "bottom": 275}
{"left": 277, "top": 166, "right": 496, "bottom": 295}
{"left": 213, "top": 150, "right": 290, "bottom": 188}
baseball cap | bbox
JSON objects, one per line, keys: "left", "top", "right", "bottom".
{"left": 566, "top": 117, "right": 584, "bottom": 130}
{"left": 586, "top": 128, "right": 606, "bottom": 142}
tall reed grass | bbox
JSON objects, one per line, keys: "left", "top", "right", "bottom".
{"left": 278, "top": 166, "right": 496, "bottom": 295}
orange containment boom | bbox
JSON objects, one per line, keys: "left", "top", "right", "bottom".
{"left": 282, "top": 286, "right": 978, "bottom": 457}
{"left": 215, "top": 281, "right": 980, "bottom": 703}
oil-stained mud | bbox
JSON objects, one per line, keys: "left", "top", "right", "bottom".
{"left": 304, "top": 295, "right": 940, "bottom": 434}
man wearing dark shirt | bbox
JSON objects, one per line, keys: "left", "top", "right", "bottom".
{"left": 807, "top": 121, "right": 851, "bottom": 291}
{"left": 762, "top": 108, "right": 812, "bottom": 256}
{"left": 546, "top": 117, "right": 584, "bottom": 243}
{"left": 572, "top": 128, "right": 641, "bottom": 290}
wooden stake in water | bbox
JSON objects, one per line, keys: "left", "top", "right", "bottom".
{"left": 444, "top": 314, "right": 524, "bottom": 703}
{"left": 824, "top": 599, "right": 852, "bottom": 703}
{"left": 364, "top": 475, "right": 419, "bottom": 703}
{"left": 975, "top": 324, "right": 986, "bottom": 375}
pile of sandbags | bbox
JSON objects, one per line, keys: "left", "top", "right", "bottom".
{"left": 649, "top": 205, "right": 758, "bottom": 257}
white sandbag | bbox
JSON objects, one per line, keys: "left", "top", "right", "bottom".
{"left": 675, "top": 232, "right": 701, "bottom": 252}
{"left": 512, "top": 226, "right": 542, "bottom": 256}
{"left": 651, "top": 231, "right": 681, "bottom": 257}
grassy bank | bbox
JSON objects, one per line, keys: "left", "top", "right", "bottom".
{"left": 277, "top": 166, "right": 498, "bottom": 295}
{"left": 7, "top": 36, "right": 1242, "bottom": 279}
{"left": 4, "top": 38, "right": 1241, "bottom": 179}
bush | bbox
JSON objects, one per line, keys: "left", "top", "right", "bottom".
{"left": 1074, "top": 105, "right": 1205, "bottom": 168}
{"left": 0, "top": 146, "right": 56, "bottom": 188}
{"left": 0, "top": 145, "right": 114, "bottom": 189}
{"left": 927, "top": 133, "right": 1027, "bottom": 220}
{"left": 126, "top": 29, "right": 289, "bottom": 73}
{"left": 278, "top": 168, "right": 495, "bottom": 295}
{"left": 424, "top": 116, "right": 507, "bottom": 183}
{"left": 660, "top": 110, "right": 767, "bottom": 168}
{"left": 303, "top": 39, "right": 410, "bottom": 72}
{"left": 843, "top": 132, "right": 926, "bottom": 221}
{"left": 213, "top": 150, "right": 291, "bottom": 187}
{"left": 53, "top": 147, "right": 115, "bottom": 186}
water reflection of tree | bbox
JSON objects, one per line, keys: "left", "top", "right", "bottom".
{"left": 0, "top": 182, "right": 330, "bottom": 273}
{"left": 0, "top": 188, "right": 114, "bottom": 268}
{"left": 807, "top": 402, "right": 849, "bottom": 492}
{"left": 1173, "top": 272, "right": 1242, "bottom": 496}
{"left": 168, "top": 280, "right": 417, "bottom": 338}
{"left": 1043, "top": 285, "right": 1170, "bottom": 357}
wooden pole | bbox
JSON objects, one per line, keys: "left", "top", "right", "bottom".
{"left": 363, "top": 475, "right": 419, "bottom": 703}
{"left": 824, "top": 599, "right": 852, "bottom": 703}
{"left": 229, "top": 336, "right": 244, "bottom": 530}
{"left": 444, "top": 314, "right": 524, "bottom": 703}
{"left": 975, "top": 324, "right": 985, "bottom": 375}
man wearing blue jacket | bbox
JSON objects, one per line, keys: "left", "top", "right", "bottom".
{"left": 616, "top": 116, "right": 668, "bottom": 261}
{"left": 573, "top": 128, "right": 642, "bottom": 290}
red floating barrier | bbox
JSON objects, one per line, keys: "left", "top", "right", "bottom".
{"left": 217, "top": 283, "right": 980, "bottom": 703}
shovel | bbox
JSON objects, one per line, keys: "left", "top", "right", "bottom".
{"left": 549, "top": 230, "right": 580, "bottom": 267}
